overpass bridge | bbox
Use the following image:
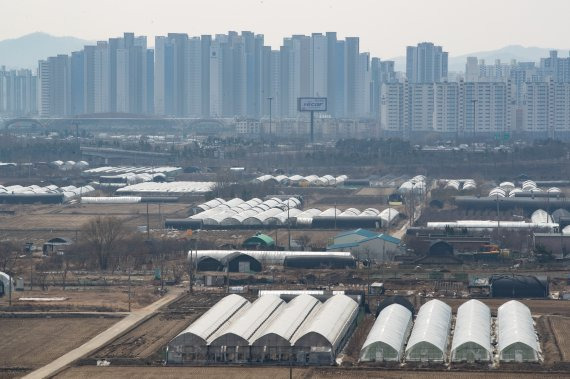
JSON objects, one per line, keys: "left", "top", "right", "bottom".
{"left": 1, "top": 117, "right": 234, "bottom": 131}
{"left": 80, "top": 146, "right": 172, "bottom": 164}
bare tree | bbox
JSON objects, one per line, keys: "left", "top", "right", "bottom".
{"left": 81, "top": 216, "right": 126, "bottom": 271}
{"left": 0, "top": 240, "right": 19, "bottom": 273}
{"left": 297, "top": 234, "right": 311, "bottom": 251}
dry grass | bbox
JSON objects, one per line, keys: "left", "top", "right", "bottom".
{"left": 549, "top": 316, "right": 570, "bottom": 361}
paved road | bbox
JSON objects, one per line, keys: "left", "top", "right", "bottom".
{"left": 23, "top": 287, "right": 184, "bottom": 379}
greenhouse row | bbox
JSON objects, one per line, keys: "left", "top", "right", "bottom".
{"left": 253, "top": 174, "right": 347, "bottom": 187}
{"left": 83, "top": 165, "right": 182, "bottom": 175}
{"left": 167, "top": 293, "right": 359, "bottom": 365}
{"left": 398, "top": 175, "right": 427, "bottom": 193}
{"left": 0, "top": 184, "right": 93, "bottom": 196}
{"left": 489, "top": 180, "right": 561, "bottom": 198}
{"left": 192, "top": 250, "right": 355, "bottom": 271}
{"left": 186, "top": 197, "right": 399, "bottom": 228}
{"left": 360, "top": 299, "right": 539, "bottom": 363}
{"left": 116, "top": 181, "right": 216, "bottom": 195}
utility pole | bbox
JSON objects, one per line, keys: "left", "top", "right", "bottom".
{"left": 496, "top": 193, "right": 501, "bottom": 245}
{"left": 128, "top": 257, "right": 132, "bottom": 312}
{"left": 287, "top": 203, "right": 291, "bottom": 250}
{"left": 146, "top": 203, "right": 150, "bottom": 240}
{"left": 334, "top": 202, "right": 337, "bottom": 229}
{"left": 8, "top": 273, "right": 12, "bottom": 306}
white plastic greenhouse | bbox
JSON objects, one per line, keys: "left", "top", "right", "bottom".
{"left": 450, "top": 299, "right": 492, "bottom": 362}
{"left": 167, "top": 294, "right": 250, "bottom": 363}
{"left": 360, "top": 303, "right": 413, "bottom": 362}
{"left": 497, "top": 300, "right": 540, "bottom": 362}
{"left": 405, "top": 299, "right": 452, "bottom": 362}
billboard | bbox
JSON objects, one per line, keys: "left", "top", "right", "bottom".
{"left": 298, "top": 97, "right": 327, "bottom": 112}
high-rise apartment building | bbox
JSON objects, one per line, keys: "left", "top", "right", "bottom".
{"left": 38, "top": 55, "right": 71, "bottom": 117}
{"left": 0, "top": 68, "right": 37, "bottom": 116}
{"left": 406, "top": 42, "right": 448, "bottom": 83}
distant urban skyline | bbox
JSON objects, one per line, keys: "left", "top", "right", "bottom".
{"left": 1, "top": 0, "right": 570, "bottom": 58}
{"left": 3, "top": 31, "right": 570, "bottom": 140}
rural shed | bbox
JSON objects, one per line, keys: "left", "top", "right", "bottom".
{"left": 360, "top": 303, "right": 413, "bottom": 362}
{"left": 222, "top": 252, "right": 262, "bottom": 273}
{"left": 243, "top": 233, "right": 275, "bottom": 249}
{"left": 196, "top": 256, "right": 224, "bottom": 272}
{"left": 428, "top": 240, "right": 454, "bottom": 256}
{"left": 42, "top": 237, "right": 73, "bottom": 255}
{"left": 489, "top": 275, "right": 549, "bottom": 298}
{"left": 327, "top": 233, "right": 400, "bottom": 263}
{"left": 283, "top": 253, "right": 356, "bottom": 269}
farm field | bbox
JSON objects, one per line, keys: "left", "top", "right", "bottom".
{"left": 55, "top": 366, "right": 570, "bottom": 379}
{"left": 91, "top": 313, "right": 194, "bottom": 360}
{"left": 549, "top": 315, "right": 570, "bottom": 361}
{"left": 0, "top": 316, "right": 120, "bottom": 370}
{"left": 0, "top": 286, "right": 161, "bottom": 312}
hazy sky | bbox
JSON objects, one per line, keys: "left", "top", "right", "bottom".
{"left": 2, "top": 0, "right": 569, "bottom": 57}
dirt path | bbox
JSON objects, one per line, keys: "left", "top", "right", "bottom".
{"left": 22, "top": 287, "right": 184, "bottom": 379}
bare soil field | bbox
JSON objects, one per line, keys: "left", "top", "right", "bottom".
{"left": 0, "top": 286, "right": 160, "bottom": 312}
{"left": 55, "top": 366, "right": 570, "bottom": 379}
{"left": 549, "top": 315, "right": 570, "bottom": 361}
{"left": 0, "top": 203, "right": 190, "bottom": 239}
{"left": 91, "top": 313, "right": 195, "bottom": 360}
{"left": 438, "top": 298, "right": 570, "bottom": 316}
{"left": 0, "top": 316, "right": 119, "bottom": 370}
{"left": 88, "top": 292, "right": 233, "bottom": 361}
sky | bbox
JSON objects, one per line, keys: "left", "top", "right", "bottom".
{"left": 2, "top": 0, "right": 570, "bottom": 58}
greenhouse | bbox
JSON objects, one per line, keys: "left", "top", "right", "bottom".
{"left": 292, "top": 294, "right": 359, "bottom": 364}
{"left": 208, "top": 295, "right": 285, "bottom": 362}
{"left": 167, "top": 294, "right": 250, "bottom": 363}
{"left": 497, "top": 300, "right": 539, "bottom": 362}
{"left": 450, "top": 299, "right": 492, "bottom": 362}
{"left": 360, "top": 303, "right": 413, "bottom": 362}
{"left": 405, "top": 299, "right": 452, "bottom": 362}
{"left": 250, "top": 294, "right": 320, "bottom": 363}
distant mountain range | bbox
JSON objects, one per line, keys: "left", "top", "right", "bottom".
{"left": 0, "top": 32, "right": 92, "bottom": 70}
{"left": 1, "top": 33, "right": 569, "bottom": 73}
{"left": 391, "top": 45, "right": 570, "bottom": 72}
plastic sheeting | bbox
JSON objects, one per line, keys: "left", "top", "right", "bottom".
{"left": 497, "top": 300, "right": 539, "bottom": 362}
{"left": 292, "top": 294, "right": 358, "bottom": 353}
{"left": 450, "top": 300, "right": 492, "bottom": 362}
{"left": 360, "top": 304, "right": 412, "bottom": 362}
{"left": 405, "top": 299, "right": 452, "bottom": 362}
